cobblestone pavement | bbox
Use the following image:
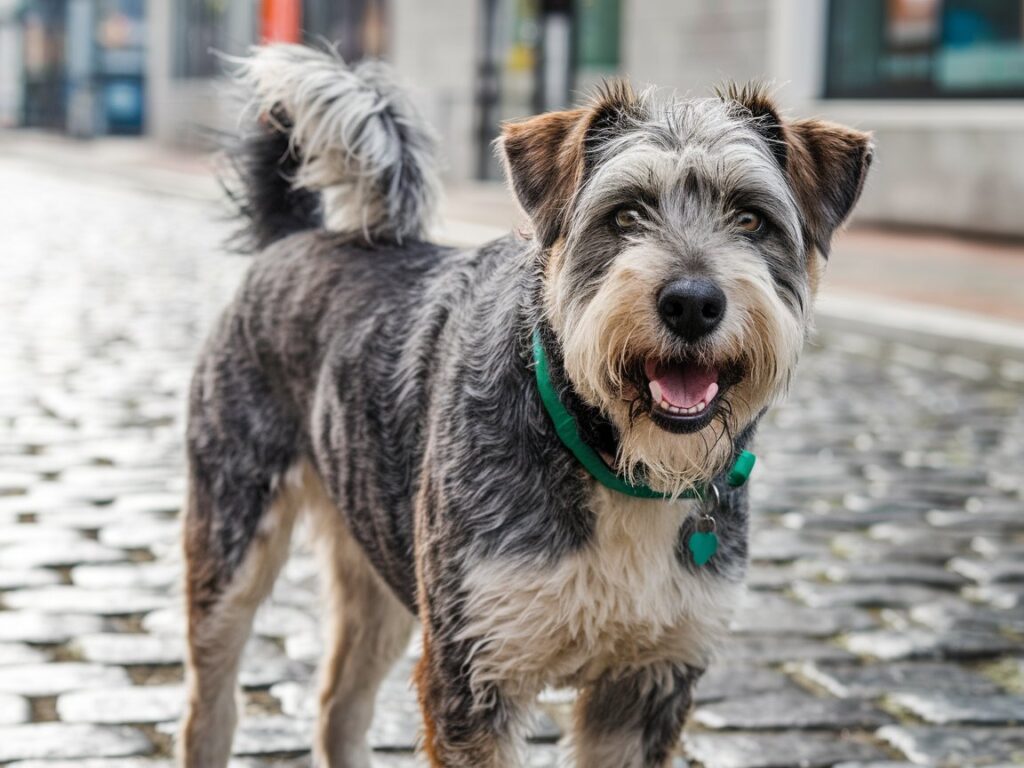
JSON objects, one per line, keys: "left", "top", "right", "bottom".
{"left": 1, "top": 156, "right": 1022, "bottom": 768}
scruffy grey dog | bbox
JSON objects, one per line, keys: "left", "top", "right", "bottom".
{"left": 179, "top": 44, "right": 872, "bottom": 768}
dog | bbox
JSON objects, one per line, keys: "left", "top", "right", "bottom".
{"left": 178, "top": 44, "right": 872, "bottom": 768}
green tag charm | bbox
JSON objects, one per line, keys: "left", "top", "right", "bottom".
{"left": 689, "top": 508, "right": 719, "bottom": 566}
{"left": 688, "top": 530, "right": 718, "bottom": 566}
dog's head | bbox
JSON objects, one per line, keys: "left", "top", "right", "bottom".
{"left": 500, "top": 83, "right": 873, "bottom": 495}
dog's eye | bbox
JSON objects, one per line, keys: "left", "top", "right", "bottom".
{"left": 613, "top": 208, "right": 642, "bottom": 231}
{"left": 734, "top": 210, "right": 764, "bottom": 234}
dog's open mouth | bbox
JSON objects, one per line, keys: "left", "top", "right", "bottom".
{"left": 643, "top": 358, "right": 730, "bottom": 433}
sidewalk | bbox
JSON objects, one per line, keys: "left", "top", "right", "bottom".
{"left": 3, "top": 131, "right": 1022, "bottom": 356}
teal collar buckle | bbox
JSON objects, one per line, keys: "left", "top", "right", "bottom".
{"left": 532, "top": 329, "right": 755, "bottom": 501}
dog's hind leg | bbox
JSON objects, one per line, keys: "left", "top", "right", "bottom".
{"left": 178, "top": 461, "right": 304, "bottom": 767}
{"left": 310, "top": 497, "right": 415, "bottom": 768}
{"left": 179, "top": 472, "right": 302, "bottom": 765}
{"left": 177, "top": 354, "right": 306, "bottom": 767}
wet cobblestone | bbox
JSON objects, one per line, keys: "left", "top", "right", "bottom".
{"left": 1, "top": 158, "right": 1022, "bottom": 766}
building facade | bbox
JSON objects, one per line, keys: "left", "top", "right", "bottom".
{"left": 765, "top": 1, "right": 1024, "bottom": 238}
{"left": 390, "top": 0, "right": 1024, "bottom": 238}
{"left": 3, "top": 1, "right": 1022, "bottom": 237}
{"left": 148, "top": 0, "right": 388, "bottom": 146}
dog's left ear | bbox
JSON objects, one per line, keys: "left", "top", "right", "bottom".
{"left": 498, "top": 82, "right": 644, "bottom": 247}
{"left": 722, "top": 84, "right": 874, "bottom": 257}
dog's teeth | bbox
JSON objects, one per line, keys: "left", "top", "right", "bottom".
{"left": 649, "top": 380, "right": 662, "bottom": 403}
{"left": 658, "top": 398, "right": 715, "bottom": 416}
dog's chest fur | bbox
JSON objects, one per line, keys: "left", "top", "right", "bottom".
{"left": 457, "top": 487, "right": 741, "bottom": 698}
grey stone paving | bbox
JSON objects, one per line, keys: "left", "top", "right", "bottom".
{"left": 0, "top": 722, "right": 154, "bottom": 762}
{"left": 1, "top": 156, "right": 1022, "bottom": 766}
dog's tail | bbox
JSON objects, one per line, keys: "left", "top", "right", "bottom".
{"left": 226, "top": 44, "right": 441, "bottom": 251}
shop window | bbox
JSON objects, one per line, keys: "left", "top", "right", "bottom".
{"left": 302, "top": 0, "right": 388, "bottom": 61}
{"left": 826, "top": 0, "right": 1024, "bottom": 98}
{"left": 175, "top": 0, "right": 257, "bottom": 78}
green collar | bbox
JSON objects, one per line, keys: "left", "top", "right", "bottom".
{"left": 532, "top": 329, "right": 755, "bottom": 500}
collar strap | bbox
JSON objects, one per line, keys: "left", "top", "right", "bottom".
{"left": 532, "top": 329, "right": 755, "bottom": 500}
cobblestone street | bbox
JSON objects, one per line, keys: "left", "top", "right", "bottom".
{"left": 0, "top": 154, "right": 1022, "bottom": 768}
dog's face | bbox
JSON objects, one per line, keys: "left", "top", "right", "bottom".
{"left": 501, "top": 83, "right": 873, "bottom": 494}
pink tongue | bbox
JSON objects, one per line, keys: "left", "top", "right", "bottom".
{"left": 645, "top": 360, "right": 719, "bottom": 408}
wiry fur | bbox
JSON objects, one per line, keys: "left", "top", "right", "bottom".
{"left": 456, "top": 491, "right": 742, "bottom": 701}
{"left": 228, "top": 44, "right": 441, "bottom": 246}
{"left": 180, "top": 44, "right": 872, "bottom": 768}
{"left": 180, "top": 462, "right": 303, "bottom": 767}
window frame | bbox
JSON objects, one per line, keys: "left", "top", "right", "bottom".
{"left": 823, "top": 0, "right": 1024, "bottom": 100}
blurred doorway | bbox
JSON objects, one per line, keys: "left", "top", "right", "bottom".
{"left": 20, "top": 0, "right": 145, "bottom": 136}
{"left": 21, "top": 0, "right": 65, "bottom": 130}
{"left": 474, "top": 0, "right": 620, "bottom": 180}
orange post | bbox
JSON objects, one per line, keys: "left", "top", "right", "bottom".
{"left": 262, "top": 0, "right": 302, "bottom": 43}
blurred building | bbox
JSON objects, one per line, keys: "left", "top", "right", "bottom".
{"left": 1, "top": 1, "right": 1022, "bottom": 237}
{"left": 754, "top": 0, "right": 1024, "bottom": 238}
{"left": 148, "top": 0, "right": 388, "bottom": 146}
{"left": 2, "top": 0, "right": 145, "bottom": 135}
{"left": 394, "top": 0, "right": 1024, "bottom": 237}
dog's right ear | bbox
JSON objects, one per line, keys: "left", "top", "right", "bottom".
{"left": 498, "top": 82, "right": 643, "bottom": 248}
{"left": 719, "top": 83, "right": 873, "bottom": 258}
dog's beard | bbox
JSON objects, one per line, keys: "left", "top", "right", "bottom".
{"left": 550, "top": 249, "right": 805, "bottom": 497}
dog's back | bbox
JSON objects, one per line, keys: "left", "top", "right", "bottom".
{"left": 186, "top": 41, "right": 489, "bottom": 606}
{"left": 179, "top": 46, "right": 463, "bottom": 766}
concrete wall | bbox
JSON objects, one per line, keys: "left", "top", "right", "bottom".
{"left": 623, "top": 0, "right": 769, "bottom": 95}
{"left": 389, "top": 0, "right": 479, "bottom": 181}
{"left": 839, "top": 119, "right": 1024, "bottom": 238}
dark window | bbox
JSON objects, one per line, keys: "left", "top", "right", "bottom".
{"left": 175, "top": 0, "right": 256, "bottom": 78}
{"left": 825, "top": 0, "right": 1024, "bottom": 98}
{"left": 473, "top": 0, "right": 622, "bottom": 179}
{"left": 21, "top": 0, "right": 67, "bottom": 129}
{"left": 302, "top": 0, "right": 389, "bottom": 61}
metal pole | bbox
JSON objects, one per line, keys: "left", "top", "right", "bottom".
{"left": 474, "top": 0, "right": 500, "bottom": 180}
{"left": 535, "top": 0, "right": 573, "bottom": 113}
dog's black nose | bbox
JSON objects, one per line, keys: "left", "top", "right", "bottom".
{"left": 657, "top": 278, "right": 726, "bottom": 341}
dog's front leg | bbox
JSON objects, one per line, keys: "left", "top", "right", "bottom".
{"left": 414, "top": 629, "right": 527, "bottom": 768}
{"left": 571, "top": 663, "right": 699, "bottom": 768}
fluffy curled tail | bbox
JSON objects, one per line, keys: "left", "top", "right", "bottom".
{"left": 227, "top": 44, "right": 441, "bottom": 251}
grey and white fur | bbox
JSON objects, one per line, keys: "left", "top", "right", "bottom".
{"left": 179, "top": 44, "right": 872, "bottom": 768}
